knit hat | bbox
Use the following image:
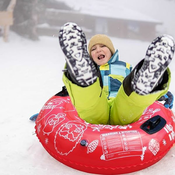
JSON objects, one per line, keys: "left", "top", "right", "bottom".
{"left": 88, "top": 34, "right": 115, "bottom": 57}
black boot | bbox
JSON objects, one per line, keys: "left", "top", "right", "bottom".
{"left": 59, "top": 22, "right": 98, "bottom": 87}
{"left": 131, "top": 35, "right": 174, "bottom": 95}
{"left": 123, "top": 59, "right": 169, "bottom": 96}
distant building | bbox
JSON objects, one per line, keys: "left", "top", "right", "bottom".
{"left": 37, "top": 1, "right": 162, "bottom": 41}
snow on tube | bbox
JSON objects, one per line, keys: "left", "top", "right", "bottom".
{"left": 35, "top": 88, "right": 175, "bottom": 175}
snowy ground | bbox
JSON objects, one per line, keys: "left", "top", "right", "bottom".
{"left": 0, "top": 31, "right": 175, "bottom": 175}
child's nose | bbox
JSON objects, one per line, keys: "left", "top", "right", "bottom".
{"left": 96, "top": 47, "right": 101, "bottom": 53}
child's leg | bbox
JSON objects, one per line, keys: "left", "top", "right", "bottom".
{"left": 110, "top": 68, "right": 171, "bottom": 125}
{"left": 63, "top": 75, "right": 110, "bottom": 124}
{"left": 110, "top": 34, "right": 174, "bottom": 125}
{"left": 59, "top": 22, "right": 109, "bottom": 124}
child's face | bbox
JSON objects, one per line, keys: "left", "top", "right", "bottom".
{"left": 90, "top": 44, "right": 112, "bottom": 66}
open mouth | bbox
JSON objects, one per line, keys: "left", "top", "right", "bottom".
{"left": 98, "top": 54, "right": 105, "bottom": 60}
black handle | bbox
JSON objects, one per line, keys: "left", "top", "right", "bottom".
{"left": 55, "top": 86, "right": 69, "bottom": 97}
{"left": 140, "top": 115, "right": 166, "bottom": 134}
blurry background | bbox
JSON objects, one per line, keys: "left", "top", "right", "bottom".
{"left": 1, "top": 0, "right": 175, "bottom": 42}
{"left": 1, "top": 1, "right": 175, "bottom": 175}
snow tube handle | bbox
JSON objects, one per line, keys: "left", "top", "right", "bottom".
{"left": 140, "top": 115, "right": 166, "bottom": 134}
{"left": 55, "top": 86, "right": 69, "bottom": 97}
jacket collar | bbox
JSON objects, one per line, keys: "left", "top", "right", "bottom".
{"left": 108, "top": 50, "right": 119, "bottom": 64}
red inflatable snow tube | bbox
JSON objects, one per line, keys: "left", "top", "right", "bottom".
{"left": 35, "top": 90, "right": 175, "bottom": 175}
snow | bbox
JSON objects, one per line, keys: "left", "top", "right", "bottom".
{"left": 1, "top": 0, "right": 175, "bottom": 174}
{"left": 1, "top": 31, "right": 175, "bottom": 175}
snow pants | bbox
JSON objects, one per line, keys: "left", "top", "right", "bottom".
{"left": 63, "top": 68, "right": 171, "bottom": 125}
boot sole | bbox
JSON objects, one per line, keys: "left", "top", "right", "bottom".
{"left": 132, "top": 35, "right": 175, "bottom": 95}
{"left": 59, "top": 22, "right": 97, "bottom": 86}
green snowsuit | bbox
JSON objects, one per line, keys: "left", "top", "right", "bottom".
{"left": 63, "top": 51, "right": 171, "bottom": 125}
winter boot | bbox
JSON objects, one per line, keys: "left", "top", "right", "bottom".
{"left": 131, "top": 34, "right": 175, "bottom": 95}
{"left": 59, "top": 22, "right": 98, "bottom": 87}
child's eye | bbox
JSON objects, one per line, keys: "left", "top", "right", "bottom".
{"left": 91, "top": 47, "right": 96, "bottom": 51}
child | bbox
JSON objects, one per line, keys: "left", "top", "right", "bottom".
{"left": 59, "top": 22, "right": 174, "bottom": 125}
